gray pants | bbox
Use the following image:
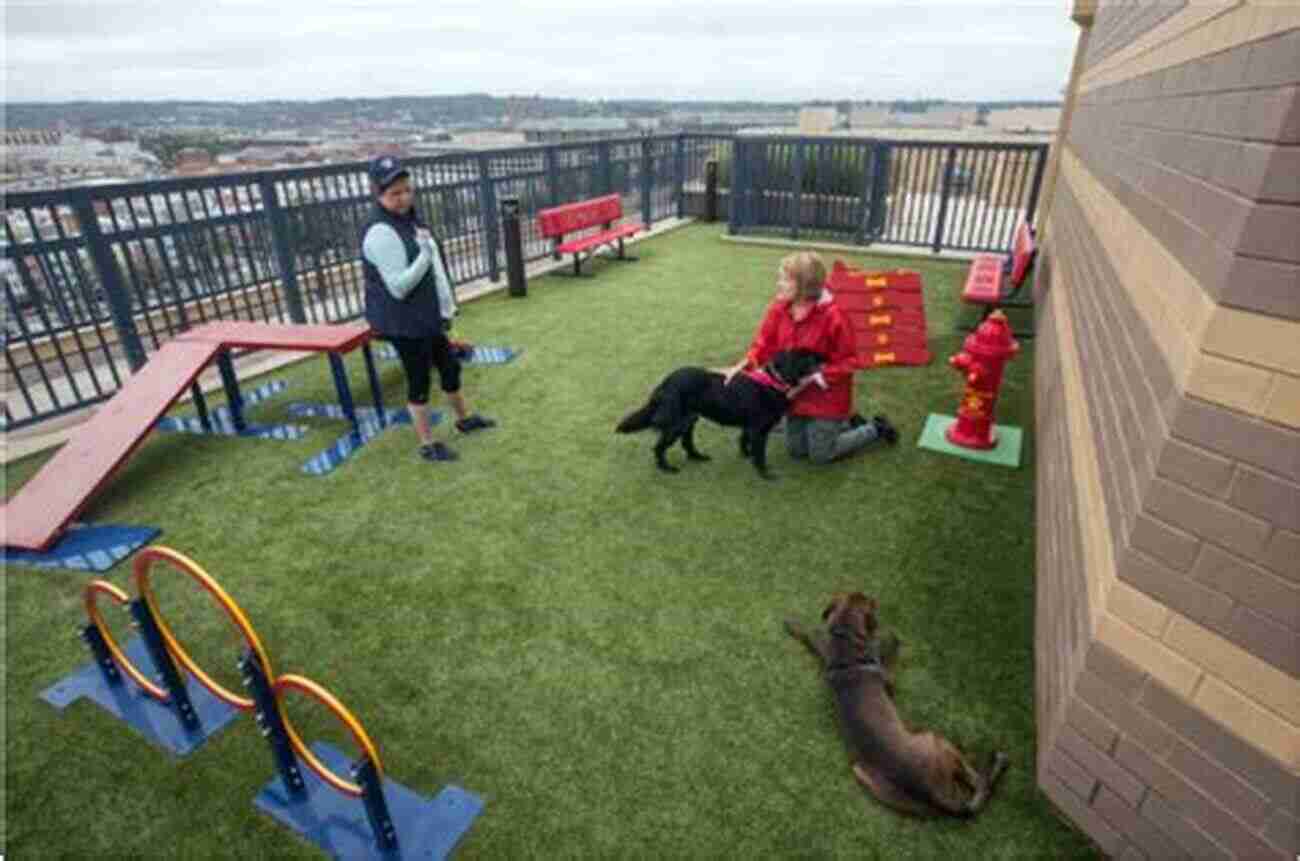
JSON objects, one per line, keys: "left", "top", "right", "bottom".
{"left": 785, "top": 416, "right": 878, "bottom": 464}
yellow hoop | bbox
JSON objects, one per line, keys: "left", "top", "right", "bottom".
{"left": 83, "top": 579, "right": 170, "bottom": 702}
{"left": 131, "top": 546, "right": 274, "bottom": 712}
{"left": 273, "top": 673, "right": 384, "bottom": 797}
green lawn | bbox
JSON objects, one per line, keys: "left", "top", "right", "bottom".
{"left": 3, "top": 224, "right": 1093, "bottom": 858}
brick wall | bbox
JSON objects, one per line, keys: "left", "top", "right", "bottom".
{"left": 1035, "top": 3, "right": 1298, "bottom": 858}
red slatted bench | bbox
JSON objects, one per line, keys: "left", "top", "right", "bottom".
{"left": 538, "top": 194, "right": 644, "bottom": 276}
{"left": 960, "top": 220, "right": 1037, "bottom": 322}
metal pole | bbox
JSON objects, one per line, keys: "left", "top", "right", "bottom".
{"left": 69, "top": 189, "right": 147, "bottom": 372}
{"left": 932, "top": 147, "right": 958, "bottom": 253}
{"left": 257, "top": 175, "right": 309, "bottom": 324}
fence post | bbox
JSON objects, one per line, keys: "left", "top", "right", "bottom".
{"left": 597, "top": 141, "right": 612, "bottom": 196}
{"left": 790, "top": 140, "right": 804, "bottom": 241}
{"left": 931, "top": 146, "right": 958, "bottom": 253}
{"left": 257, "top": 175, "right": 308, "bottom": 324}
{"left": 674, "top": 135, "right": 685, "bottom": 218}
{"left": 69, "top": 189, "right": 147, "bottom": 372}
{"left": 477, "top": 153, "right": 501, "bottom": 282}
{"left": 727, "top": 139, "right": 744, "bottom": 235}
{"left": 861, "top": 142, "right": 891, "bottom": 244}
{"left": 544, "top": 147, "right": 560, "bottom": 208}
{"left": 640, "top": 138, "right": 654, "bottom": 226}
{"left": 1023, "top": 145, "right": 1050, "bottom": 227}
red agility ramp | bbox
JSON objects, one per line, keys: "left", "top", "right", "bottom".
{"left": 1, "top": 341, "right": 221, "bottom": 552}
{"left": 2, "top": 322, "right": 378, "bottom": 554}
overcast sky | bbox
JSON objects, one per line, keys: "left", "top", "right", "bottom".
{"left": 6, "top": 1, "right": 1079, "bottom": 104}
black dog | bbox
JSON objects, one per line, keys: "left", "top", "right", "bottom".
{"left": 615, "top": 349, "right": 825, "bottom": 478}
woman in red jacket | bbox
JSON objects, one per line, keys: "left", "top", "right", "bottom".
{"left": 725, "top": 251, "right": 897, "bottom": 464}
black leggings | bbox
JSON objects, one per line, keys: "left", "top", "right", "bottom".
{"left": 387, "top": 333, "right": 461, "bottom": 403}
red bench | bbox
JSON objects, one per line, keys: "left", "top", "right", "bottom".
{"left": 960, "top": 220, "right": 1037, "bottom": 324}
{"left": 538, "top": 194, "right": 644, "bottom": 276}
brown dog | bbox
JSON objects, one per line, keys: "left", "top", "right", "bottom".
{"left": 784, "top": 592, "right": 1009, "bottom": 817}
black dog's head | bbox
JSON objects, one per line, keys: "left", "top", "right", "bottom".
{"left": 769, "top": 349, "right": 825, "bottom": 388}
{"left": 822, "top": 591, "right": 881, "bottom": 635}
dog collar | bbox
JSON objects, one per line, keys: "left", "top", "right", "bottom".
{"left": 828, "top": 623, "right": 883, "bottom": 671}
{"left": 743, "top": 367, "right": 792, "bottom": 394}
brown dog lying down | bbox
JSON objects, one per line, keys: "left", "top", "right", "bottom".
{"left": 784, "top": 592, "right": 1009, "bottom": 817}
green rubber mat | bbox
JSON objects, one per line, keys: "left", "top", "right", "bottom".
{"left": 917, "top": 413, "right": 1023, "bottom": 468}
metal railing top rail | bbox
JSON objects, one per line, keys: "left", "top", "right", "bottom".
{"left": 1, "top": 133, "right": 709, "bottom": 209}
{"left": 733, "top": 132, "right": 1051, "bottom": 152}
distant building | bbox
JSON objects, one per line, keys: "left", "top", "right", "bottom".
{"left": 174, "top": 147, "right": 214, "bottom": 174}
{"left": 850, "top": 105, "right": 971, "bottom": 130}
{"left": 985, "top": 107, "right": 1062, "bottom": 134}
{"left": 519, "top": 118, "right": 631, "bottom": 143}
{"left": 798, "top": 107, "right": 838, "bottom": 134}
{"left": 5, "top": 129, "right": 62, "bottom": 146}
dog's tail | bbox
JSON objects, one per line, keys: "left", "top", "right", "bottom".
{"left": 615, "top": 400, "right": 656, "bottom": 433}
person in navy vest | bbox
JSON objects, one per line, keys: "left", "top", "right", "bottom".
{"left": 362, "top": 155, "right": 495, "bottom": 462}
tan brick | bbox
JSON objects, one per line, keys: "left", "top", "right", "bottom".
{"left": 1108, "top": 579, "right": 1171, "bottom": 637}
{"left": 1265, "top": 374, "right": 1300, "bottom": 429}
{"left": 1098, "top": 614, "right": 1202, "bottom": 697}
{"left": 1130, "top": 514, "right": 1200, "bottom": 572}
{"left": 1192, "top": 677, "right": 1300, "bottom": 771}
{"left": 1187, "top": 354, "right": 1275, "bottom": 415}
{"left": 1203, "top": 308, "right": 1300, "bottom": 376}
{"left": 1164, "top": 615, "right": 1300, "bottom": 725}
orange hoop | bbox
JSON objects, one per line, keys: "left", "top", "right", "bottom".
{"left": 131, "top": 546, "right": 274, "bottom": 712}
{"left": 82, "top": 579, "right": 169, "bottom": 702}
{"left": 272, "top": 674, "right": 384, "bottom": 797}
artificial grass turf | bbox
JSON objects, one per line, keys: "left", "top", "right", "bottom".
{"left": 2, "top": 223, "right": 1094, "bottom": 858}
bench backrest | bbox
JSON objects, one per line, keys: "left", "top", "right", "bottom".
{"left": 1009, "top": 220, "right": 1037, "bottom": 287}
{"left": 538, "top": 194, "right": 624, "bottom": 238}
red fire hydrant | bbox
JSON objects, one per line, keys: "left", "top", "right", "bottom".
{"left": 946, "top": 310, "right": 1020, "bottom": 449}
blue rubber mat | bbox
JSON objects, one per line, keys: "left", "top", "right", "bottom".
{"left": 2, "top": 523, "right": 160, "bottom": 572}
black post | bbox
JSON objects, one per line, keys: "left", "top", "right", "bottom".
{"left": 705, "top": 160, "right": 719, "bottom": 223}
{"left": 640, "top": 139, "right": 653, "bottom": 227}
{"left": 500, "top": 197, "right": 527, "bottom": 298}
{"left": 476, "top": 154, "right": 500, "bottom": 283}
{"left": 69, "top": 189, "right": 147, "bottom": 372}
{"left": 932, "top": 147, "right": 958, "bottom": 253}
{"left": 257, "top": 176, "right": 309, "bottom": 324}
{"left": 674, "top": 135, "right": 686, "bottom": 218}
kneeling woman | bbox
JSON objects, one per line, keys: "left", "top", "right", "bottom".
{"left": 361, "top": 155, "right": 495, "bottom": 462}
{"left": 725, "top": 251, "right": 897, "bottom": 464}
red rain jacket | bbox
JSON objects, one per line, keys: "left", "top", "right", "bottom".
{"left": 744, "top": 291, "right": 858, "bottom": 419}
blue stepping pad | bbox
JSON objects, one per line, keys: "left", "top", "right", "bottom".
{"left": 156, "top": 380, "right": 304, "bottom": 439}
{"left": 2, "top": 523, "right": 159, "bottom": 573}
{"left": 255, "top": 741, "right": 484, "bottom": 860}
{"left": 40, "top": 634, "right": 241, "bottom": 757}
{"left": 301, "top": 410, "right": 429, "bottom": 476}
{"left": 377, "top": 344, "right": 521, "bottom": 365}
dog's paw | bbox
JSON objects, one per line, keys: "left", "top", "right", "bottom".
{"left": 782, "top": 618, "right": 804, "bottom": 638}
{"left": 758, "top": 469, "right": 778, "bottom": 481}
{"left": 687, "top": 452, "right": 711, "bottom": 462}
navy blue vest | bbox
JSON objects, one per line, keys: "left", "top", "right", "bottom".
{"left": 361, "top": 205, "right": 442, "bottom": 338}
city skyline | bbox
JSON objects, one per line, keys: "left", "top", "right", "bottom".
{"left": 7, "top": 0, "right": 1078, "bottom": 104}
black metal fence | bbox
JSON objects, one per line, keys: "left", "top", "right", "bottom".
{"left": 2, "top": 134, "right": 732, "bottom": 431}
{"left": 3, "top": 132, "right": 1044, "bottom": 432}
{"left": 728, "top": 136, "right": 1049, "bottom": 252}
